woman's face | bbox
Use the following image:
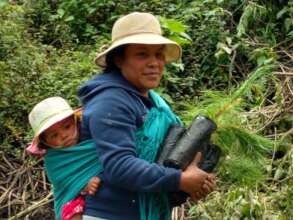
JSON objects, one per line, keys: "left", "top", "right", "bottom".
{"left": 115, "top": 44, "right": 166, "bottom": 96}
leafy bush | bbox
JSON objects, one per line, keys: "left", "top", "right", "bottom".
{"left": 19, "top": 0, "right": 290, "bottom": 101}
{"left": 0, "top": 4, "right": 99, "bottom": 153}
{"left": 23, "top": 0, "right": 187, "bottom": 44}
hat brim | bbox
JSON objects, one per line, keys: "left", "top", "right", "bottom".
{"left": 26, "top": 108, "right": 82, "bottom": 156}
{"left": 95, "top": 33, "right": 182, "bottom": 67}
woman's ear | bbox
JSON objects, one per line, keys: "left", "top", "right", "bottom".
{"left": 114, "top": 55, "right": 123, "bottom": 69}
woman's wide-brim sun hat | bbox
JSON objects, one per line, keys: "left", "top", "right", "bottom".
{"left": 95, "top": 12, "right": 182, "bottom": 67}
{"left": 26, "top": 97, "right": 81, "bottom": 156}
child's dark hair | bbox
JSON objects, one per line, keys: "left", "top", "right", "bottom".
{"left": 38, "top": 133, "right": 50, "bottom": 149}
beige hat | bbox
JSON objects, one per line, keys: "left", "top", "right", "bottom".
{"left": 27, "top": 97, "right": 81, "bottom": 155}
{"left": 95, "top": 12, "right": 182, "bottom": 67}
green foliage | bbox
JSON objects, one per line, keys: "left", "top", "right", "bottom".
{"left": 237, "top": 2, "right": 267, "bottom": 37}
{"left": 222, "top": 156, "right": 265, "bottom": 186}
{"left": 178, "top": 65, "right": 276, "bottom": 121}
{"left": 164, "top": 0, "right": 292, "bottom": 99}
{"left": 160, "top": 16, "right": 192, "bottom": 45}
{"left": 23, "top": 0, "right": 189, "bottom": 45}
{"left": 216, "top": 127, "right": 274, "bottom": 158}
{"left": 178, "top": 0, "right": 230, "bottom": 93}
{"left": 232, "top": 65, "right": 276, "bottom": 100}
{"left": 23, "top": 0, "right": 75, "bottom": 48}
{"left": 237, "top": 1, "right": 293, "bottom": 43}
{"left": 14, "top": 0, "right": 290, "bottom": 100}
{"left": 1, "top": 0, "right": 292, "bottom": 218}
{"left": 0, "top": 4, "right": 98, "bottom": 152}
{"left": 175, "top": 64, "right": 284, "bottom": 187}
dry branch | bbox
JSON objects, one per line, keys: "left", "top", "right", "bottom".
{"left": 8, "top": 192, "right": 53, "bottom": 220}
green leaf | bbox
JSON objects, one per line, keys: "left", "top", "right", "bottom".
{"left": 169, "top": 35, "right": 190, "bottom": 45}
{"left": 257, "top": 56, "right": 267, "bottom": 66}
{"left": 214, "top": 49, "right": 225, "bottom": 59}
{"left": 65, "top": 16, "right": 74, "bottom": 22}
{"left": 226, "top": 37, "right": 232, "bottom": 46}
{"left": 160, "top": 17, "right": 186, "bottom": 33}
{"left": 274, "top": 168, "right": 285, "bottom": 180}
{"left": 0, "top": 0, "right": 8, "bottom": 7}
{"left": 285, "top": 18, "right": 293, "bottom": 32}
{"left": 217, "top": 42, "right": 232, "bottom": 54}
{"left": 277, "top": 7, "right": 288, "bottom": 19}
{"left": 57, "top": 9, "right": 65, "bottom": 18}
{"left": 88, "top": 7, "right": 96, "bottom": 14}
{"left": 179, "top": 32, "right": 192, "bottom": 41}
{"left": 287, "top": 30, "right": 293, "bottom": 37}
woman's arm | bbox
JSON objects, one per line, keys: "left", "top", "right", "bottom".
{"left": 88, "top": 88, "right": 181, "bottom": 193}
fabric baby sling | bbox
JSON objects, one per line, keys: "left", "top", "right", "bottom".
{"left": 44, "top": 90, "right": 182, "bottom": 220}
{"left": 44, "top": 140, "right": 101, "bottom": 220}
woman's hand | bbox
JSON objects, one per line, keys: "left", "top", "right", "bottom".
{"left": 81, "top": 176, "right": 101, "bottom": 195}
{"left": 179, "top": 152, "right": 216, "bottom": 202}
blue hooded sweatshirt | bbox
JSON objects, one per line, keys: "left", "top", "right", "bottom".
{"left": 78, "top": 71, "right": 181, "bottom": 220}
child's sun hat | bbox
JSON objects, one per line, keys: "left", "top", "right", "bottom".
{"left": 27, "top": 96, "right": 81, "bottom": 155}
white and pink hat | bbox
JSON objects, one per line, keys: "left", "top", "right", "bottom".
{"left": 27, "top": 97, "right": 81, "bottom": 155}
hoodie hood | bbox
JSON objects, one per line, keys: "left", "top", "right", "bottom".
{"left": 78, "top": 71, "right": 146, "bottom": 105}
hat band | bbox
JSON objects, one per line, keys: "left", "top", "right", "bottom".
{"left": 112, "top": 31, "right": 161, "bottom": 43}
{"left": 34, "top": 108, "right": 72, "bottom": 134}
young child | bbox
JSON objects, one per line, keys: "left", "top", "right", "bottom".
{"left": 27, "top": 97, "right": 101, "bottom": 220}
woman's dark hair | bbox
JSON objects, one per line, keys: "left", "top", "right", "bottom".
{"left": 104, "top": 45, "right": 127, "bottom": 72}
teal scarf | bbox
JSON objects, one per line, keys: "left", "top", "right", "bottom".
{"left": 136, "top": 90, "right": 182, "bottom": 220}
{"left": 44, "top": 140, "right": 102, "bottom": 220}
{"left": 44, "top": 90, "right": 181, "bottom": 220}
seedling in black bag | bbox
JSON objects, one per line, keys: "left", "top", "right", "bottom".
{"left": 157, "top": 115, "right": 221, "bottom": 171}
{"left": 156, "top": 115, "right": 222, "bottom": 207}
{"left": 156, "top": 125, "right": 186, "bottom": 166}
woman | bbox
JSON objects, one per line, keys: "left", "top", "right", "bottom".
{"left": 78, "top": 12, "right": 216, "bottom": 220}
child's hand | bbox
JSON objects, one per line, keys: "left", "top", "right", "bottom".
{"left": 81, "top": 177, "right": 101, "bottom": 195}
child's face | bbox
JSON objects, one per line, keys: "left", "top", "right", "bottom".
{"left": 42, "top": 116, "right": 78, "bottom": 148}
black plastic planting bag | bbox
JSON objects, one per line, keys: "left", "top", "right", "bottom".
{"left": 163, "top": 115, "right": 217, "bottom": 170}
{"left": 156, "top": 115, "right": 222, "bottom": 207}
{"left": 199, "top": 142, "right": 222, "bottom": 172}
{"left": 156, "top": 124, "right": 186, "bottom": 166}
